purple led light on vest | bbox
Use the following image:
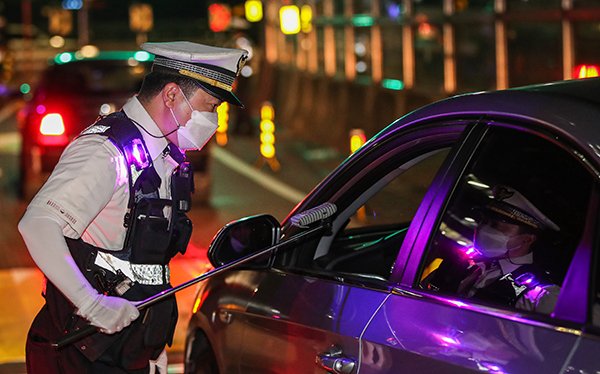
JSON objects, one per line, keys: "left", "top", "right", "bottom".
{"left": 462, "top": 246, "right": 481, "bottom": 258}
{"left": 124, "top": 138, "right": 149, "bottom": 169}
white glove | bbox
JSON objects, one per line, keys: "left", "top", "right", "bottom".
{"left": 75, "top": 292, "right": 139, "bottom": 334}
{"left": 18, "top": 205, "right": 139, "bottom": 334}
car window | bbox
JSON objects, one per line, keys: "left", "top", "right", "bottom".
{"left": 419, "top": 126, "right": 596, "bottom": 317}
{"left": 312, "top": 149, "right": 449, "bottom": 280}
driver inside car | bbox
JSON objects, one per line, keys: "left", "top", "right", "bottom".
{"left": 423, "top": 185, "right": 561, "bottom": 315}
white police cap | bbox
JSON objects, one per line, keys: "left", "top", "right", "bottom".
{"left": 486, "top": 185, "right": 560, "bottom": 231}
{"left": 141, "top": 41, "right": 249, "bottom": 107}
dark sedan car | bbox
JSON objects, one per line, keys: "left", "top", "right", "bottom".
{"left": 185, "top": 77, "right": 600, "bottom": 374}
{"left": 18, "top": 51, "right": 211, "bottom": 202}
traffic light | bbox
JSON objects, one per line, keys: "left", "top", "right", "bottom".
{"left": 209, "top": 3, "right": 232, "bottom": 32}
{"left": 245, "top": 0, "right": 263, "bottom": 23}
{"left": 216, "top": 102, "right": 229, "bottom": 146}
{"left": 280, "top": 6, "right": 300, "bottom": 35}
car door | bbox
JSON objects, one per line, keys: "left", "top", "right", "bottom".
{"left": 234, "top": 120, "right": 475, "bottom": 373}
{"left": 361, "top": 122, "right": 600, "bottom": 373}
{"left": 561, "top": 206, "right": 600, "bottom": 373}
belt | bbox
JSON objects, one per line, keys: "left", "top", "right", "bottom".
{"left": 131, "top": 263, "right": 170, "bottom": 285}
{"left": 95, "top": 252, "right": 170, "bottom": 286}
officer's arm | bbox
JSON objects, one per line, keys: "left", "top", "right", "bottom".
{"left": 516, "top": 284, "right": 561, "bottom": 315}
{"left": 18, "top": 205, "right": 139, "bottom": 334}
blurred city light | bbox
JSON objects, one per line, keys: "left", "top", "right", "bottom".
{"left": 236, "top": 37, "right": 254, "bottom": 60}
{"left": 382, "top": 79, "right": 404, "bottom": 90}
{"left": 245, "top": 0, "right": 263, "bottom": 22}
{"left": 49, "top": 35, "right": 65, "bottom": 48}
{"left": 356, "top": 61, "right": 367, "bottom": 73}
{"left": 216, "top": 102, "right": 229, "bottom": 146}
{"left": 80, "top": 45, "right": 99, "bottom": 58}
{"left": 100, "top": 103, "right": 116, "bottom": 116}
{"left": 56, "top": 52, "right": 73, "bottom": 64}
{"left": 354, "top": 42, "right": 367, "bottom": 57}
{"left": 280, "top": 6, "right": 300, "bottom": 35}
{"left": 62, "top": 0, "right": 82, "bottom": 10}
{"left": 260, "top": 102, "right": 276, "bottom": 159}
{"left": 241, "top": 65, "right": 253, "bottom": 77}
{"left": 134, "top": 51, "right": 151, "bottom": 61}
{"left": 349, "top": 129, "right": 366, "bottom": 154}
{"left": 574, "top": 64, "right": 599, "bottom": 79}
{"left": 388, "top": 4, "right": 403, "bottom": 18}
{"left": 209, "top": 3, "right": 232, "bottom": 32}
{"left": 352, "top": 15, "right": 373, "bottom": 27}
{"left": 49, "top": 8, "right": 72, "bottom": 35}
{"left": 129, "top": 4, "right": 153, "bottom": 33}
{"left": 300, "top": 5, "right": 312, "bottom": 33}
{"left": 261, "top": 103, "right": 274, "bottom": 120}
{"left": 418, "top": 22, "right": 435, "bottom": 39}
{"left": 20, "top": 84, "right": 31, "bottom": 94}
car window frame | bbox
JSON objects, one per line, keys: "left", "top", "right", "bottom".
{"left": 275, "top": 118, "right": 482, "bottom": 286}
{"left": 400, "top": 119, "right": 600, "bottom": 326}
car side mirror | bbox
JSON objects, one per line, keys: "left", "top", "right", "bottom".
{"left": 207, "top": 214, "right": 281, "bottom": 269}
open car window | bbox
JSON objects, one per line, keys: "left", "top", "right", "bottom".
{"left": 312, "top": 149, "right": 450, "bottom": 280}
{"left": 277, "top": 122, "right": 470, "bottom": 282}
{"left": 419, "top": 125, "right": 596, "bottom": 319}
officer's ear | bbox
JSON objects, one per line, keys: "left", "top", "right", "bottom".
{"left": 522, "top": 233, "right": 537, "bottom": 246}
{"left": 162, "top": 83, "right": 179, "bottom": 109}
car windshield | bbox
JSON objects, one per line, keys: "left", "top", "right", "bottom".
{"left": 40, "top": 60, "right": 150, "bottom": 96}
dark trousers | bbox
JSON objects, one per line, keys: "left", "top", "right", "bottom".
{"left": 26, "top": 304, "right": 150, "bottom": 374}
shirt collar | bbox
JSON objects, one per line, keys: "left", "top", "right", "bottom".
{"left": 122, "top": 96, "right": 168, "bottom": 162}
{"left": 498, "top": 252, "right": 533, "bottom": 275}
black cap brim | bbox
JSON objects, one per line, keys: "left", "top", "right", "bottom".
{"left": 196, "top": 81, "right": 244, "bottom": 108}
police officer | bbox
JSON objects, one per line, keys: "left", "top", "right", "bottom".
{"left": 18, "top": 42, "right": 248, "bottom": 374}
{"left": 462, "top": 185, "right": 561, "bottom": 313}
{"left": 424, "top": 185, "right": 561, "bottom": 315}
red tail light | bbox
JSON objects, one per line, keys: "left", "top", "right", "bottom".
{"left": 38, "top": 113, "right": 69, "bottom": 146}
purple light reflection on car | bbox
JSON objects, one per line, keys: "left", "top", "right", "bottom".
{"left": 431, "top": 333, "right": 460, "bottom": 346}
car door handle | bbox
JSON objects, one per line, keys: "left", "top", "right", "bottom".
{"left": 316, "top": 344, "right": 356, "bottom": 374}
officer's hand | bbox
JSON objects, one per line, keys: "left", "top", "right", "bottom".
{"left": 76, "top": 293, "right": 140, "bottom": 334}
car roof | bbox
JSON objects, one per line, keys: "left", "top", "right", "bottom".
{"left": 376, "top": 77, "right": 600, "bottom": 168}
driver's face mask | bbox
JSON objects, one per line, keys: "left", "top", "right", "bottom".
{"left": 169, "top": 86, "right": 219, "bottom": 150}
{"left": 474, "top": 224, "right": 525, "bottom": 259}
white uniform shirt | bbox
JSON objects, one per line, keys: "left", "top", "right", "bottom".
{"left": 469, "top": 252, "right": 560, "bottom": 314}
{"left": 29, "top": 96, "right": 179, "bottom": 252}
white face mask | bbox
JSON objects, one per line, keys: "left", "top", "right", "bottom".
{"left": 474, "top": 225, "right": 524, "bottom": 259}
{"left": 169, "top": 86, "right": 219, "bottom": 151}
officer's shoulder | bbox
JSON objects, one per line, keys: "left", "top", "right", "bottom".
{"left": 80, "top": 112, "right": 129, "bottom": 136}
{"left": 63, "top": 133, "right": 120, "bottom": 162}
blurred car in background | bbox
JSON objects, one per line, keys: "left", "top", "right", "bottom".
{"left": 18, "top": 50, "right": 212, "bottom": 203}
{"left": 184, "top": 77, "right": 600, "bottom": 374}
